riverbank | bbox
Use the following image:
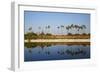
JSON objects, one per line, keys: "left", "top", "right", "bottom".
{"left": 25, "top": 39, "right": 90, "bottom": 43}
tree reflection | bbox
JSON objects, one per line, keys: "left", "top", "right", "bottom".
{"left": 25, "top": 42, "right": 88, "bottom": 55}
{"left": 25, "top": 42, "right": 90, "bottom": 48}
{"left": 45, "top": 51, "right": 50, "bottom": 55}
{"left": 28, "top": 48, "right": 33, "bottom": 53}
{"left": 57, "top": 48, "right": 86, "bottom": 56}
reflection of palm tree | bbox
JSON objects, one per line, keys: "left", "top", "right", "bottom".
{"left": 45, "top": 51, "right": 50, "bottom": 55}
{"left": 65, "top": 48, "right": 86, "bottom": 56}
{"left": 38, "top": 51, "right": 41, "bottom": 54}
{"left": 28, "top": 48, "right": 32, "bottom": 53}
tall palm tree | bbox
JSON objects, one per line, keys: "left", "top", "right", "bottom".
{"left": 45, "top": 26, "right": 48, "bottom": 34}
{"left": 38, "top": 26, "right": 41, "bottom": 35}
{"left": 28, "top": 27, "right": 32, "bottom": 31}
{"left": 66, "top": 26, "right": 69, "bottom": 34}
{"left": 82, "top": 25, "right": 86, "bottom": 34}
{"left": 60, "top": 25, "right": 64, "bottom": 35}
{"left": 66, "top": 25, "right": 73, "bottom": 35}
{"left": 71, "top": 24, "right": 74, "bottom": 28}
{"left": 47, "top": 25, "right": 50, "bottom": 34}
{"left": 73, "top": 24, "right": 80, "bottom": 34}
{"left": 28, "top": 27, "right": 33, "bottom": 42}
{"left": 44, "top": 25, "right": 50, "bottom": 38}
{"left": 45, "top": 25, "right": 50, "bottom": 34}
{"left": 57, "top": 26, "right": 60, "bottom": 35}
{"left": 82, "top": 25, "right": 86, "bottom": 30}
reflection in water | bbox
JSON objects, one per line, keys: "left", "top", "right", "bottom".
{"left": 58, "top": 48, "right": 86, "bottom": 56}
{"left": 24, "top": 42, "right": 90, "bottom": 61}
{"left": 25, "top": 42, "right": 90, "bottom": 48}
{"left": 28, "top": 49, "right": 32, "bottom": 53}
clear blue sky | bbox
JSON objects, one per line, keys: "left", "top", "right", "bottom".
{"left": 24, "top": 11, "right": 90, "bottom": 35}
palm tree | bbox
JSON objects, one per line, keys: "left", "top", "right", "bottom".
{"left": 28, "top": 27, "right": 32, "bottom": 32}
{"left": 81, "top": 25, "right": 86, "bottom": 34}
{"left": 38, "top": 26, "right": 41, "bottom": 35}
{"left": 66, "top": 25, "right": 73, "bottom": 35}
{"left": 45, "top": 25, "right": 51, "bottom": 35}
{"left": 47, "top": 25, "right": 50, "bottom": 34}
{"left": 73, "top": 24, "right": 80, "bottom": 34}
{"left": 82, "top": 25, "right": 86, "bottom": 29}
{"left": 60, "top": 25, "right": 64, "bottom": 35}
{"left": 57, "top": 26, "right": 60, "bottom": 35}
{"left": 71, "top": 24, "right": 74, "bottom": 28}
{"left": 66, "top": 26, "right": 69, "bottom": 34}
{"left": 45, "top": 26, "right": 48, "bottom": 34}
{"left": 27, "top": 27, "right": 33, "bottom": 42}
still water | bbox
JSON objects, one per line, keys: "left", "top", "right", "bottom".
{"left": 24, "top": 43, "right": 90, "bottom": 61}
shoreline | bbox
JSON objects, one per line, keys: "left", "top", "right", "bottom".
{"left": 25, "top": 39, "right": 90, "bottom": 43}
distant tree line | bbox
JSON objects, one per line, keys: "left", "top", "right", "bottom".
{"left": 24, "top": 24, "right": 90, "bottom": 40}
{"left": 26, "top": 24, "right": 89, "bottom": 35}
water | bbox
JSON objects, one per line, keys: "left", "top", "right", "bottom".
{"left": 24, "top": 43, "right": 90, "bottom": 62}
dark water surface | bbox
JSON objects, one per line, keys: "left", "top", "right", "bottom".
{"left": 24, "top": 43, "right": 90, "bottom": 61}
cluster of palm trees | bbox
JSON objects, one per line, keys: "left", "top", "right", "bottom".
{"left": 27, "top": 24, "right": 87, "bottom": 35}
{"left": 65, "top": 24, "right": 86, "bottom": 31}
{"left": 57, "top": 24, "right": 87, "bottom": 34}
{"left": 40, "top": 25, "right": 51, "bottom": 34}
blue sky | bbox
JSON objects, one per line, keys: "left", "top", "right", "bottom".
{"left": 24, "top": 11, "right": 90, "bottom": 35}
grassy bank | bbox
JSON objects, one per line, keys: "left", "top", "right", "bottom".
{"left": 25, "top": 34, "right": 90, "bottom": 40}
